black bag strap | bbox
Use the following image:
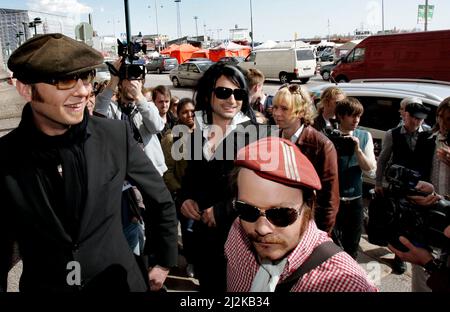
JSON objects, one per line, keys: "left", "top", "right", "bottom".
{"left": 275, "top": 241, "right": 342, "bottom": 292}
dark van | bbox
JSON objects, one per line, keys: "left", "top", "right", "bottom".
{"left": 331, "top": 30, "right": 450, "bottom": 83}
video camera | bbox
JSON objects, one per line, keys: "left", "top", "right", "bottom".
{"left": 368, "top": 164, "right": 450, "bottom": 251}
{"left": 105, "top": 0, "right": 146, "bottom": 81}
{"left": 324, "top": 127, "right": 356, "bottom": 156}
{"left": 106, "top": 40, "right": 146, "bottom": 81}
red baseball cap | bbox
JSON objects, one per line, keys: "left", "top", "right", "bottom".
{"left": 235, "top": 137, "right": 322, "bottom": 190}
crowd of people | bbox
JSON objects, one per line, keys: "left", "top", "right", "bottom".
{"left": 0, "top": 33, "right": 449, "bottom": 293}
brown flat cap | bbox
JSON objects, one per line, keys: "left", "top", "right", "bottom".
{"left": 8, "top": 33, "right": 104, "bottom": 84}
{"left": 235, "top": 137, "right": 322, "bottom": 190}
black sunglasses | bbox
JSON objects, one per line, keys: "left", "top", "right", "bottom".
{"left": 45, "top": 70, "right": 96, "bottom": 90}
{"left": 233, "top": 200, "right": 300, "bottom": 227}
{"left": 214, "top": 87, "right": 247, "bottom": 101}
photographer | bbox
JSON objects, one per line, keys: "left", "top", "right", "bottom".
{"left": 94, "top": 57, "right": 171, "bottom": 291}
{"left": 389, "top": 181, "right": 450, "bottom": 292}
{"left": 333, "top": 97, "right": 376, "bottom": 259}
{"left": 375, "top": 100, "right": 434, "bottom": 276}
{"left": 95, "top": 57, "right": 167, "bottom": 176}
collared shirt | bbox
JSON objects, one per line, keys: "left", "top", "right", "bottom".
{"left": 225, "top": 219, "right": 377, "bottom": 292}
{"left": 194, "top": 110, "right": 250, "bottom": 161}
{"left": 289, "top": 125, "right": 304, "bottom": 144}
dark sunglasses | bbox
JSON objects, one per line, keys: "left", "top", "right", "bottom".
{"left": 233, "top": 200, "right": 300, "bottom": 227}
{"left": 214, "top": 87, "right": 247, "bottom": 101}
{"left": 45, "top": 70, "right": 96, "bottom": 90}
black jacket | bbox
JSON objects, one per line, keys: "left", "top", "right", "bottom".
{"left": 0, "top": 115, "right": 178, "bottom": 292}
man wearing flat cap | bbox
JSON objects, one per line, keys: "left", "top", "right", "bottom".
{"left": 375, "top": 97, "right": 435, "bottom": 281}
{"left": 0, "top": 34, "right": 178, "bottom": 292}
{"left": 376, "top": 99, "right": 434, "bottom": 194}
{"left": 225, "top": 137, "right": 377, "bottom": 292}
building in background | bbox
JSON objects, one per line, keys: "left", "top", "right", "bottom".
{"left": 229, "top": 25, "right": 250, "bottom": 44}
{"left": 0, "top": 8, "right": 76, "bottom": 68}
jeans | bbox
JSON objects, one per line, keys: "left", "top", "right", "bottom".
{"left": 123, "top": 221, "right": 145, "bottom": 255}
{"left": 334, "top": 197, "right": 364, "bottom": 259}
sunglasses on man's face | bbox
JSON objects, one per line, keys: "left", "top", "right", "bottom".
{"left": 214, "top": 87, "right": 247, "bottom": 101}
{"left": 46, "top": 70, "right": 96, "bottom": 90}
{"left": 233, "top": 200, "right": 300, "bottom": 227}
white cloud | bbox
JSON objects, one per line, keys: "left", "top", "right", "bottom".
{"left": 27, "top": 0, "right": 93, "bottom": 14}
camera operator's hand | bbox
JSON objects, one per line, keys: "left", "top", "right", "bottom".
{"left": 106, "top": 57, "right": 122, "bottom": 91}
{"left": 122, "top": 79, "right": 146, "bottom": 104}
{"left": 407, "top": 181, "right": 441, "bottom": 206}
{"left": 388, "top": 236, "right": 434, "bottom": 266}
{"left": 349, "top": 135, "right": 360, "bottom": 152}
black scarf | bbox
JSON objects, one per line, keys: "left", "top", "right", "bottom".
{"left": 18, "top": 103, "right": 89, "bottom": 240}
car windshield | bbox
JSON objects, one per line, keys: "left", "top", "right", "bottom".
{"left": 197, "top": 62, "right": 212, "bottom": 72}
{"left": 296, "top": 50, "right": 315, "bottom": 60}
{"left": 165, "top": 59, "right": 178, "bottom": 65}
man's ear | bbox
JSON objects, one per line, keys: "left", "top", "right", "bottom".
{"left": 15, "top": 80, "right": 33, "bottom": 102}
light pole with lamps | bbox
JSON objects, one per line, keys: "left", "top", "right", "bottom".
{"left": 174, "top": 0, "right": 182, "bottom": 39}
{"left": 381, "top": 0, "right": 385, "bottom": 34}
{"left": 148, "top": 1, "right": 163, "bottom": 36}
{"left": 193, "top": 16, "right": 199, "bottom": 37}
{"left": 28, "top": 17, "right": 42, "bottom": 37}
{"left": 216, "top": 28, "right": 222, "bottom": 42}
{"left": 21, "top": 22, "right": 28, "bottom": 41}
{"left": 107, "top": 18, "right": 120, "bottom": 38}
{"left": 249, "top": 0, "right": 254, "bottom": 50}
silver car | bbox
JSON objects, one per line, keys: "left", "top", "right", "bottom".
{"left": 309, "top": 79, "right": 450, "bottom": 183}
{"left": 169, "top": 61, "right": 213, "bottom": 88}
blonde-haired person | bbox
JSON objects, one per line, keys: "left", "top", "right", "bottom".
{"left": 272, "top": 84, "right": 340, "bottom": 235}
{"left": 313, "top": 86, "right": 346, "bottom": 133}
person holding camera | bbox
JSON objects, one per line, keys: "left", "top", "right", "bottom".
{"left": 0, "top": 34, "right": 178, "bottom": 292}
{"left": 375, "top": 100, "right": 434, "bottom": 277}
{"left": 95, "top": 57, "right": 167, "bottom": 176}
{"left": 389, "top": 181, "right": 450, "bottom": 292}
{"left": 94, "top": 57, "right": 173, "bottom": 290}
{"left": 333, "top": 97, "right": 377, "bottom": 260}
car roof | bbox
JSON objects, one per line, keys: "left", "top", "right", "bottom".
{"left": 309, "top": 79, "right": 450, "bottom": 106}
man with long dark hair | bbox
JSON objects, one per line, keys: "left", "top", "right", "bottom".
{"left": 178, "top": 63, "right": 267, "bottom": 291}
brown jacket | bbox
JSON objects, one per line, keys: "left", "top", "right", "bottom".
{"left": 295, "top": 125, "right": 340, "bottom": 234}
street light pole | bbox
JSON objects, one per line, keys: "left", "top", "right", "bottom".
{"left": 249, "top": 0, "right": 254, "bottom": 50}
{"left": 194, "top": 16, "right": 199, "bottom": 37}
{"left": 424, "top": 0, "right": 428, "bottom": 31}
{"left": 174, "top": 0, "right": 182, "bottom": 39}
{"left": 381, "top": 0, "right": 385, "bottom": 33}
{"left": 22, "top": 22, "right": 27, "bottom": 41}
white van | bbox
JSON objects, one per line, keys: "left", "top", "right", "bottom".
{"left": 238, "top": 48, "right": 317, "bottom": 84}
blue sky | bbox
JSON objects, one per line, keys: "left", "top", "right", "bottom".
{"left": 1, "top": 0, "right": 450, "bottom": 41}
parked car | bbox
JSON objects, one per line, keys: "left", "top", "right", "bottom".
{"left": 145, "top": 57, "right": 179, "bottom": 74}
{"left": 319, "top": 61, "right": 339, "bottom": 81}
{"left": 310, "top": 79, "right": 449, "bottom": 157}
{"left": 310, "top": 79, "right": 450, "bottom": 184}
{"left": 318, "top": 50, "right": 334, "bottom": 62}
{"left": 169, "top": 61, "right": 213, "bottom": 87}
{"left": 218, "top": 56, "right": 245, "bottom": 65}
